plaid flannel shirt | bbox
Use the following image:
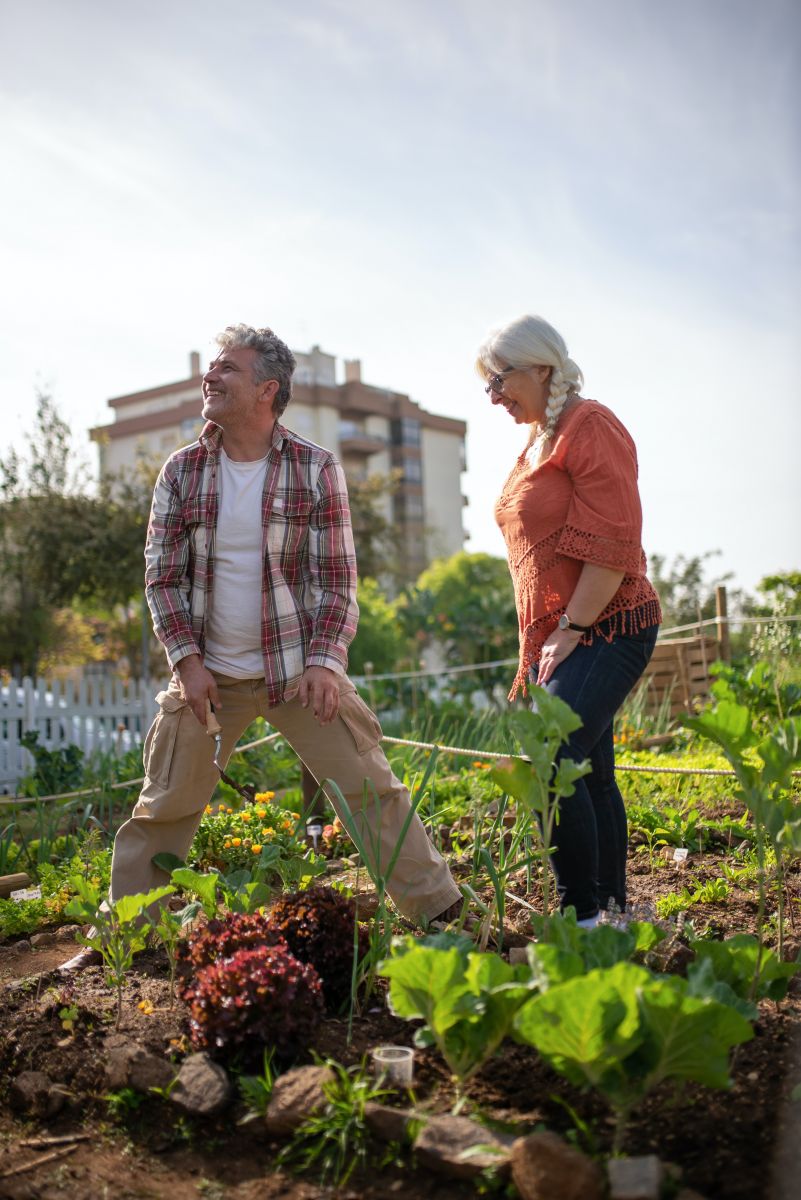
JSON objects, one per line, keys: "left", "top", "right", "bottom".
{"left": 144, "top": 421, "right": 359, "bottom": 706}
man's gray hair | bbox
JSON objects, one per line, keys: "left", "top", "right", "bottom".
{"left": 216, "top": 324, "right": 297, "bottom": 416}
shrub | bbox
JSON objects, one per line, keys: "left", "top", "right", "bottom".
{"left": 267, "top": 886, "right": 370, "bottom": 1011}
{"left": 175, "top": 911, "right": 284, "bottom": 988}
{"left": 183, "top": 942, "right": 324, "bottom": 1064}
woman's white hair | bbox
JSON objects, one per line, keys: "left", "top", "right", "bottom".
{"left": 476, "top": 314, "right": 583, "bottom": 446}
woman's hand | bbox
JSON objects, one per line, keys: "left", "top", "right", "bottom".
{"left": 536, "top": 627, "right": 583, "bottom": 686}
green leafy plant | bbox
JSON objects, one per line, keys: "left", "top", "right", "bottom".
{"left": 380, "top": 935, "right": 530, "bottom": 1102}
{"left": 687, "top": 931, "right": 801, "bottom": 1016}
{"left": 277, "top": 1057, "right": 393, "bottom": 1188}
{"left": 490, "top": 689, "right": 591, "bottom": 914}
{"left": 514, "top": 960, "right": 753, "bottom": 1153}
{"left": 147, "top": 901, "right": 201, "bottom": 1004}
{"left": 18, "top": 730, "right": 85, "bottom": 797}
{"left": 237, "top": 1048, "right": 278, "bottom": 1123}
{"left": 684, "top": 698, "right": 801, "bottom": 964}
{"left": 64, "top": 877, "right": 173, "bottom": 1028}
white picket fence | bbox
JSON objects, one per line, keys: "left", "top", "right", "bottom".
{"left": 0, "top": 675, "right": 166, "bottom": 793}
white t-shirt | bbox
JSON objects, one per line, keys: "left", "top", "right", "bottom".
{"left": 203, "top": 449, "right": 267, "bottom": 679}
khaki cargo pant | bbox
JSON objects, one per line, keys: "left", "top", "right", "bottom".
{"left": 110, "top": 673, "right": 461, "bottom": 922}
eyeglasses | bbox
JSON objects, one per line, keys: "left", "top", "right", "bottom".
{"left": 484, "top": 366, "right": 520, "bottom": 396}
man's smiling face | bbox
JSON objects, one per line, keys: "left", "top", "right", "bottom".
{"left": 201, "top": 346, "right": 265, "bottom": 427}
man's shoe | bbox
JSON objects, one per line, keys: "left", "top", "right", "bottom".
{"left": 57, "top": 946, "right": 103, "bottom": 975}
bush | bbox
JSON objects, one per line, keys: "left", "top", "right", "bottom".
{"left": 183, "top": 942, "right": 324, "bottom": 1064}
{"left": 267, "top": 886, "right": 370, "bottom": 1011}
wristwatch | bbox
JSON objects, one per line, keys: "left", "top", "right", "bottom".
{"left": 558, "top": 613, "right": 592, "bottom": 633}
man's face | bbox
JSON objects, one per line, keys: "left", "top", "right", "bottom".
{"left": 201, "top": 346, "right": 273, "bottom": 427}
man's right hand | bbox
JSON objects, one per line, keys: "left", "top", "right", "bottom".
{"left": 175, "top": 654, "right": 221, "bottom": 727}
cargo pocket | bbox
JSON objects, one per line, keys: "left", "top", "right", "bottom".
{"left": 143, "top": 690, "right": 188, "bottom": 789}
{"left": 338, "top": 688, "right": 383, "bottom": 756}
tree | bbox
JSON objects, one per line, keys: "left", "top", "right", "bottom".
{"left": 648, "top": 551, "right": 733, "bottom": 629}
{"left": 347, "top": 578, "right": 407, "bottom": 674}
{"left": 0, "top": 393, "right": 153, "bottom": 677}
{"left": 346, "top": 471, "right": 404, "bottom": 586}
{"left": 398, "top": 551, "right": 519, "bottom": 670}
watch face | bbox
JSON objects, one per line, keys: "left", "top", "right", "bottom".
{"left": 558, "top": 614, "right": 568, "bottom": 629}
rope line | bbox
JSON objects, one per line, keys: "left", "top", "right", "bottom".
{"left": 2, "top": 729, "right": 799, "bottom": 806}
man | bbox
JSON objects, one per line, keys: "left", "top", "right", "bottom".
{"left": 61, "top": 324, "right": 460, "bottom": 971}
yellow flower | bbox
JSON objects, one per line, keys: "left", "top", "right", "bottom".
{"left": 204, "top": 804, "right": 213, "bottom": 814}
{"left": 263, "top": 827, "right": 274, "bottom": 837}
{"left": 138, "top": 999, "right": 155, "bottom": 1015}
{"left": 252, "top": 844, "right": 263, "bottom": 855}
{"left": 290, "top": 812, "right": 300, "bottom": 820}
{"left": 241, "top": 812, "right": 251, "bottom": 822}
{"left": 256, "top": 808, "right": 266, "bottom": 818}
{"left": 223, "top": 840, "right": 232, "bottom": 849}
{"left": 226, "top": 807, "right": 234, "bottom": 814}
{"left": 255, "top": 791, "right": 275, "bottom": 802}
{"left": 231, "top": 837, "right": 242, "bottom": 847}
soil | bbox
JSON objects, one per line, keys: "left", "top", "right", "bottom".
{"left": 1, "top": 853, "right": 801, "bottom": 1200}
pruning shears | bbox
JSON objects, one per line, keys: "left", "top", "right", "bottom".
{"left": 205, "top": 700, "right": 257, "bottom": 805}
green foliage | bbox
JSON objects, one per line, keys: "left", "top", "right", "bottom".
{"left": 514, "top": 961, "right": 753, "bottom": 1152}
{"left": 399, "top": 551, "right": 518, "bottom": 672}
{"left": 65, "top": 878, "right": 174, "bottom": 1028}
{"left": 348, "top": 577, "right": 406, "bottom": 674}
{"left": 490, "top": 690, "right": 591, "bottom": 912}
{"left": 687, "top": 932, "right": 801, "bottom": 1008}
{"left": 18, "top": 731, "right": 85, "bottom": 797}
{"left": 237, "top": 1049, "right": 278, "bottom": 1122}
{"left": 649, "top": 550, "right": 731, "bottom": 629}
{"left": 0, "top": 838, "right": 111, "bottom": 937}
{"left": 380, "top": 937, "right": 530, "bottom": 1091}
{"left": 712, "top": 660, "right": 801, "bottom": 724}
{"left": 278, "top": 1058, "right": 394, "bottom": 1188}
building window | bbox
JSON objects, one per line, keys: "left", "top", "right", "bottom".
{"left": 402, "top": 457, "right": 422, "bottom": 483}
{"left": 391, "top": 418, "right": 421, "bottom": 447}
{"left": 403, "top": 495, "right": 425, "bottom": 520}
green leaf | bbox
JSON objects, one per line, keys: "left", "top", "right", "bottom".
{"left": 113, "top": 886, "right": 174, "bottom": 925}
{"left": 489, "top": 758, "right": 540, "bottom": 810}
{"left": 151, "top": 851, "right": 186, "bottom": 874}
{"left": 170, "top": 867, "right": 219, "bottom": 917}
{"left": 552, "top": 756, "right": 592, "bottom": 798}
{"left": 684, "top": 701, "right": 755, "bottom": 757}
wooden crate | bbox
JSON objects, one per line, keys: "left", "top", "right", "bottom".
{"left": 640, "top": 635, "right": 721, "bottom": 719}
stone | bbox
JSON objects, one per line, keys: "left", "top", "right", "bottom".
{"left": 9, "top": 1070, "right": 67, "bottom": 1119}
{"left": 264, "top": 1064, "right": 333, "bottom": 1136}
{"left": 508, "top": 946, "right": 529, "bottom": 964}
{"left": 30, "top": 930, "right": 59, "bottom": 947}
{"left": 105, "top": 1043, "right": 175, "bottom": 1093}
{"left": 170, "top": 1053, "right": 231, "bottom": 1116}
{"left": 511, "top": 1131, "right": 604, "bottom": 1200}
{"left": 414, "top": 1113, "right": 513, "bottom": 1181}
{"left": 363, "top": 1101, "right": 416, "bottom": 1144}
{"left": 607, "top": 1154, "right": 664, "bottom": 1200}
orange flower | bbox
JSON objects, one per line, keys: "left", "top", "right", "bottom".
{"left": 252, "top": 844, "right": 263, "bottom": 855}
{"left": 231, "top": 837, "right": 242, "bottom": 847}
{"left": 241, "top": 813, "right": 251, "bottom": 823}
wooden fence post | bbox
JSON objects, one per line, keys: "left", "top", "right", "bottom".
{"left": 716, "top": 585, "right": 730, "bottom": 662}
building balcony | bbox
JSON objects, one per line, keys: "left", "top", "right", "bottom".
{"left": 338, "top": 432, "right": 388, "bottom": 456}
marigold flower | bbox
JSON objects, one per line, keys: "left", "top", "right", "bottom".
{"left": 263, "top": 827, "right": 274, "bottom": 837}
{"left": 241, "top": 813, "right": 251, "bottom": 822}
{"left": 290, "top": 812, "right": 300, "bottom": 820}
{"left": 204, "top": 804, "right": 213, "bottom": 814}
{"left": 223, "top": 840, "right": 232, "bottom": 850}
{"left": 256, "top": 808, "right": 266, "bottom": 818}
{"left": 252, "top": 844, "right": 263, "bottom": 855}
{"left": 226, "top": 807, "right": 234, "bottom": 814}
{"left": 138, "top": 1000, "right": 155, "bottom": 1015}
{"left": 231, "top": 837, "right": 242, "bottom": 847}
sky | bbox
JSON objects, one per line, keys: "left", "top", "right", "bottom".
{"left": 1, "top": 0, "right": 799, "bottom": 597}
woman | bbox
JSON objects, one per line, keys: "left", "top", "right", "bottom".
{"left": 477, "top": 314, "right": 661, "bottom": 926}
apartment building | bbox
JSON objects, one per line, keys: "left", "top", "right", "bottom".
{"left": 90, "top": 347, "right": 467, "bottom": 583}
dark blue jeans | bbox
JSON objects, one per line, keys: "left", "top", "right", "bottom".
{"left": 534, "top": 623, "right": 659, "bottom": 919}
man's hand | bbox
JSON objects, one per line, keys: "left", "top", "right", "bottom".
{"left": 536, "top": 627, "right": 582, "bottom": 687}
{"left": 175, "top": 654, "right": 221, "bottom": 726}
{"left": 298, "top": 666, "right": 340, "bottom": 725}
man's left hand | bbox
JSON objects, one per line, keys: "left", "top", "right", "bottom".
{"left": 298, "top": 666, "right": 340, "bottom": 725}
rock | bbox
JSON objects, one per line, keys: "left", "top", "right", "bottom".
{"left": 9, "top": 1071, "right": 67, "bottom": 1118}
{"left": 30, "top": 931, "right": 59, "bottom": 947}
{"left": 105, "top": 1044, "right": 175, "bottom": 1093}
{"left": 13, "top": 939, "right": 32, "bottom": 953}
{"left": 363, "top": 1101, "right": 416, "bottom": 1144}
{"left": 511, "top": 1131, "right": 604, "bottom": 1200}
{"left": 607, "top": 1154, "right": 664, "bottom": 1199}
{"left": 264, "top": 1064, "right": 333, "bottom": 1136}
{"left": 508, "top": 946, "right": 529, "bottom": 964}
{"left": 170, "top": 1053, "right": 231, "bottom": 1116}
{"left": 414, "top": 1113, "right": 513, "bottom": 1181}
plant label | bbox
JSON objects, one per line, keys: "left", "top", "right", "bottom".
{"left": 673, "top": 848, "right": 689, "bottom": 864}
{"left": 10, "top": 886, "right": 43, "bottom": 902}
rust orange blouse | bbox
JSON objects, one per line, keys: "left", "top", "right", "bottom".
{"left": 495, "top": 399, "right": 662, "bottom": 699}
